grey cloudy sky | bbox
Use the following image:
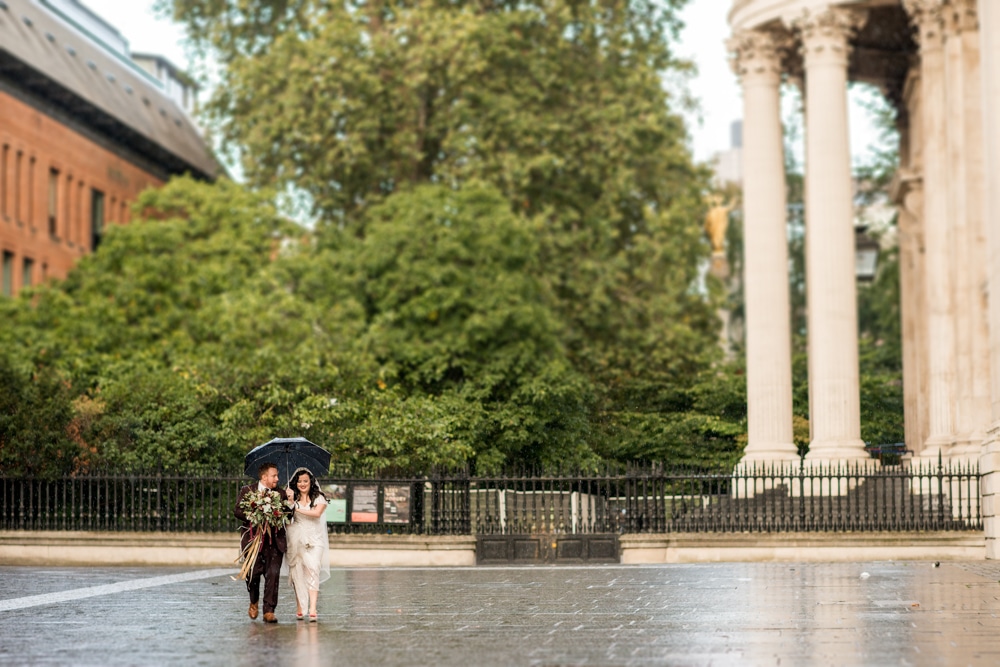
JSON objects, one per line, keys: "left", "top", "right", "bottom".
{"left": 79, "top": 0, "right": 878, "bottom": 167}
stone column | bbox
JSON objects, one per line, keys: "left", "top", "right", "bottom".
{"left": 907, "top": 0, "right": 955, "bottom": 459}
{"left": 977, "top": 0, "right": 1000, "bottom": 559}
{"left": 895, "top": 176, "right": 927, "bottom": 451}
{"left": 960, "top": 1, "right": 991, "bottom": 458}
{"left": 794, "top": 7, "right": 868, "bottom": 463}
{"left": 944, "top": 0, "right": 989, "bottom": 460}
{"left": 944, "top": 4, "right": 973, "bottom": 454}
{"left": 728, "top": 30, "right": 798, "bottom": 464}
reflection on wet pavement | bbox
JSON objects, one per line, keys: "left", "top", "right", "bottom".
{"left": 1, "top": 561, "right": 999, "bottom": 666}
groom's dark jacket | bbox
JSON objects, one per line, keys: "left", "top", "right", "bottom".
{"left": 234, "top": 485, "right": 293, "bottom": 553}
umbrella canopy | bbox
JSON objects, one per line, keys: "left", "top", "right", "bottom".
{"left": 243, "top": 437, "right": 332, "bottom": 487}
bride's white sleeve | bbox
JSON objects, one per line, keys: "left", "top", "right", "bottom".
{"left": 316, "top": 497, "right": 331, "bottom": 585}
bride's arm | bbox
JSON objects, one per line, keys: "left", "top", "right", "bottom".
{"left": 295, "top": 497, "right": 328, "bottom": 518}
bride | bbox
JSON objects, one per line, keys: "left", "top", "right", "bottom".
{"left": 285, "top": 467, "right": 330, "bottom": 621}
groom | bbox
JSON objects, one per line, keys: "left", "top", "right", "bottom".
{"left": 235, "top": 461, "right": 294, "bottom": 623}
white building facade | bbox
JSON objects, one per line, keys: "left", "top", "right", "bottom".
{"left": 728, "top": 0, "right": 1000, "bottom": 556}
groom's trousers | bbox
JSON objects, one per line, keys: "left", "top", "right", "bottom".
{"left": 247, "top": 540, "right": 284, "bottom": 614}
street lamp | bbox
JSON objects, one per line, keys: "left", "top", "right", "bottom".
{"left": 854, "top": 225, "right": 880, "bottom": 282}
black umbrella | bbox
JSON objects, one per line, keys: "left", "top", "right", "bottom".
{"left": 243, "top": 437, "right": 332, "bottom": 488}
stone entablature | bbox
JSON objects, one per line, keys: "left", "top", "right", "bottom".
{"left": 730, "top": 0, "right": 871, "bottom": 34}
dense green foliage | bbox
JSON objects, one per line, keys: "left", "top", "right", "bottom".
{"left": 0, "top": 0, "right": 753, "bottom": 475}
{"left": 0, "top": 4, "right": 909, "bottom": 476}
{"left": 0, "top": 174, "right": 736, "bottom": 474}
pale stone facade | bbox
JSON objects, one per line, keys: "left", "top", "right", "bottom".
{"left": 728, "top": 0, "right": 1000, "bottom": 555}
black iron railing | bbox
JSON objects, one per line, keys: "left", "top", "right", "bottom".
{"left": 0, "top": 459, "right": 982, "bottom": 534}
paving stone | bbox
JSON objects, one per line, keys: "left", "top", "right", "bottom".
{"left": 0, "top": 562, "right": 999, "bottom": 665}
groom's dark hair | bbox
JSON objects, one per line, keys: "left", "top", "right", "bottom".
{"left": 258, "top": 462, "right": 277, "bottom": 478}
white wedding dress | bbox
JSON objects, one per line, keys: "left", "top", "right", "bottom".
{"left": 286, "top": 496, "right": 330, "bottom": 612}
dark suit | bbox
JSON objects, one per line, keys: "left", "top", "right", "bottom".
{"left": 235, "top": 484, "right": 293, "bottom": 614}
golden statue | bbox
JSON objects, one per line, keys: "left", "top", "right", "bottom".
{"left": 704, "top": 194, "right": 736, "bottom": 256}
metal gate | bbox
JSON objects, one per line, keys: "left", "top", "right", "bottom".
{"left": 472, "top": 482, "right": 621, "bottom": 564}
{"left": 476, "top": 533, "right": 619, "bottom": 564}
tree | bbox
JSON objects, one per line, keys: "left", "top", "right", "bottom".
{"left": 0, "top": 179, "right": 590, "bottom": 471}
{"left": 0, "top": 351, "right": 78, "bottom": 476}
{"left": 4, "top": 0, "right": 732, "bottom": 473}
{"left": 166, "top": 0, "right": 694, "bottom": 222}
{"left": 166, "top": 0, "right": 723, "bottom": 464}
{"left": 343, "top": 184, "right": 595, "bottom": 469}
{"left": 853, "top": 85, "right": 904, "bottom": 447}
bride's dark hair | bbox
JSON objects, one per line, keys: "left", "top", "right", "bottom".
{"left": 289, "top": 468, "right": 325, "bottom": 508}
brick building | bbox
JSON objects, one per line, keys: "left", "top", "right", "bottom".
{"left": 0, "top": 0, "right": 218, "bottom": 296}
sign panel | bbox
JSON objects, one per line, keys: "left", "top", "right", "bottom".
{"left": 351, "top": 484, "right": 379, "bottom": 523}
{"left": 324, "top": 484, "right": 347, "bottom": 523}
{"left": 383, "top": 485, "right": 411, "bottom": 524}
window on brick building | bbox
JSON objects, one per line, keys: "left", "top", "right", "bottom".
{"left": 91, "top": 188, "right": 104, "bottom": 251}
{"left": 76, "top": 181, "right": 84, "bottom": 246}
{"left": 0, "top": 144, "right": 7, "bottom": 218}
{"left": 48, "top": 167, "right": 59, "bottom": 235}
{"left": 2, "top": 251, "right": 12, "bottom": 297}
{"left": 65, "top": 175, "right": 73, "bottom": 238}
{"left": 27, "top": 156, "right": 35, "bottom": 227}
{"left": 22, "top": 257, "right": 33, "bottom": 289}
{"left": 14, "top": 151, "right": 22, "bottom": 223}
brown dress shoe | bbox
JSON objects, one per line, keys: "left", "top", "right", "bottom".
{"left": 263, "top": 612, "right": 277, "bottom": 624}
{"left": 248, "top": 602, "right": 259, "bottom": 620}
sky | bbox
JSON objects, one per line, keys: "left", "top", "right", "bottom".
{"left": 79, "top": 0, "right": 880, "bottom": 168}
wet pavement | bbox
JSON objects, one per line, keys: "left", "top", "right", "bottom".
{"left": 0, "top": 561, "right": 999, "bottom": 666}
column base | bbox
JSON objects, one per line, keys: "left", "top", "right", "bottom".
{"left": 732, "top": 454, "right": 800, "bottom": 500}
{"left": 737, "top": 445, "right": 800, "bottom": 469}
{"left": 804, "top": 438, "right": 870, "bottom": 465}
{"left": 918, "top": 434, "right": 952, "bottom": 461}
{"left": 949, "top": 431, "right": 985, "bottom": 463}
{"left": 980, "top": 424, "right": 1000, "bottom": 560}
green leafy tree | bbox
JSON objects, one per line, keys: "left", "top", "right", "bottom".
{"left": 0, "top": 177, "right": 323, "bottom": 470}
{"left": 166, "top": 0, "right": 723, "bottom": 464}
{"left": 0, "top": 351, "right": 79, "bottom": 476}
{"left": 853, "top": 85, "right": 903, "bottom": 447}
{"left": 342, "top": 183, "right": 595, "bottom": 470}
{"left": 4, "top": 0, "right": 735, "bottom": 473}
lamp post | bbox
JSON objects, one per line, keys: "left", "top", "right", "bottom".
{"left": 854, "top": 225, "right": 880, "bottom": 282}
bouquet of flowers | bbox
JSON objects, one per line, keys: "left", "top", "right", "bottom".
{"left": 236, "top": 488, "right": 291, "bottom": 581}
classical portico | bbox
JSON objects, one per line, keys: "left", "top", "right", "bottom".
{"left": 730, "top": 0, "right": 1000, "bottom": 553}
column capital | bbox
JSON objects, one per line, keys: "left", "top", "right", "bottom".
{"left": 789, "top": 6, "right": 867, "bottom": 67}
{"left": 727, "top": 29, "right": 790, "bottom": 82}
{"left": 903, "top": 0, "right": 947, "bottom": 50}
{"left": 943, "top": 0, "right": 978, "bottom": 36}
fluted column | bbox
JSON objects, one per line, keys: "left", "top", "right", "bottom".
{"left": 794, "top": 7, "right": 868, "bottom": 462}
{"left": 961, "top": 0, "right": 991, "bottom": 457}
{"left": 728, "top": 30, "right": 798, "bottom": 463}
{"left": 896, "top": 177, "right": 928, "bottom": 451}
{"left": 906, "top": 0, "right": 955, "bottom": 458}
{"left": 978, "top": 0, "right": 1000, "bottom": 558}
{"left": 943, "top": 0, "right": 988, "bottom": 459}
{"left": 944, "top": 4, "right": 972, "bottom": 453}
